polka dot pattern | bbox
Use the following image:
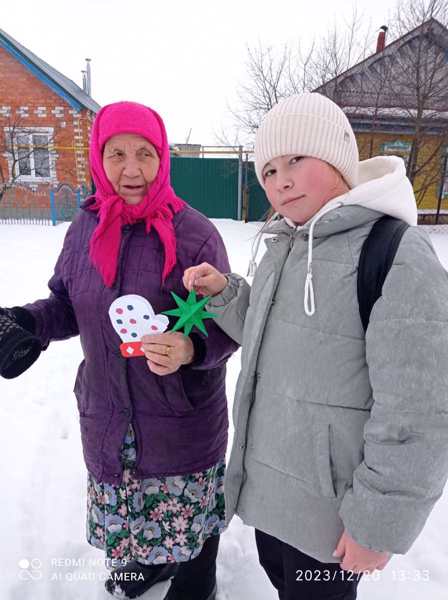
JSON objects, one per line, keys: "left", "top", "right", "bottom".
{"left": 110, "top": 296, "right": 169, "bottom": 347}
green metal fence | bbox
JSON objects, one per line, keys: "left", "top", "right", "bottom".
{"left": 244, "top": 160, "right": 270, "bottom": 222}
{"left": 171, "top": 156, "right": 269, "bottom": 221}
{"left": 0, "top": 157, "right": 269, "bottom": 224}
{"left": 171, "top": 156, "right": 239, "bottom": 219}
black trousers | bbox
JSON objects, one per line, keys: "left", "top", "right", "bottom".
{"left": 165, "top": 533, "right": 219, "bottom": 598}
{"left": 255, "top": 529, "right": 363, "bottom": 600}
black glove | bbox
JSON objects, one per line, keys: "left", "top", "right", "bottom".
{"left": 0, "top": 306, "right": 36, "bottom": 334}
{"left": 0, "top": 308, "right": 41, "bottom": 379}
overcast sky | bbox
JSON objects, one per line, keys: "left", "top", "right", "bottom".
{"left": 3, "top": 0, "right": 398, "bottom": 146}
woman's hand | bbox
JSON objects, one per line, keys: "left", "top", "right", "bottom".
{"left": 333, "top": 529, "right": 392, "bottom": 574}
{"left": 183, "top": 262, "right": 227, "bottom": 297}
{"left": 141, "top": 332, "right": 194, "bottom": 376}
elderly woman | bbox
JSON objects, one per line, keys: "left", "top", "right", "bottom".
{"left": 3, "top": 101, "right": 237, "bottom": 600}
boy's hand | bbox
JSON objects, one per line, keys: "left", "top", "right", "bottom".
{"left": 333, "top": 529, "right": 392, "bottom": 574}
{"left": 183, "top": 262, "right": 227, "bottom": 297}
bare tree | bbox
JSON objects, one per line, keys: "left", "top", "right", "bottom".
{"left": 226, "top": 5, "right": 375, "bottom": 143}
{"left": 318, "top": 1, "right": 448, "bottom": 206}
{"left": 309, "top": 7, "right": 375, "bottom": 94}
{"left": 390, "top": 0, "right": 448, "bottom": 36}
{"left": 386, "top": 0, "right": 448, "bottom": 205}
{"left": 0, "top": 116, "right": 36, "bottom": 201}
{"left": 226, "top": 0, "right": 448, "bottom": 210}
{"left": 227, "top": 43, "right": 291, "bottom": 144}
{"left": 0, "top": 114, "right": 78, "bottom": 202}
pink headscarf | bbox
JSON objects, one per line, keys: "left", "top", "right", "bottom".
{"left": 87, "top": 101, "right": 186, "bottom": 287}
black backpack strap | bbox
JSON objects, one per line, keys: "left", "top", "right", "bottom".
{"left": 357, "top": 215, "right": 409, "bottom": 333}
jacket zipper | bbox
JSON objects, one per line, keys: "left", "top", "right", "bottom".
{"left": 289, "top": 229, "right": 297, "bottom": 250}
{"left": 115, "top": 228, "right": 138, "bottom": 474}
{"left": 236, "top": 229, "right": 298, "bottom": 485}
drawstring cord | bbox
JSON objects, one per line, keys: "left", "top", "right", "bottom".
{"left": 303, "top": 201, "right": 345, "bottom": 317}
{"left": 247, "top": 212, "right": 279, "bottom": 277}
{"left": 245, "top": 199, "right": 346, "bottom": 318}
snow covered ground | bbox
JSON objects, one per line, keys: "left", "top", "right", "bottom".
{"left": 0, "top": 219, "right": 447, "bottom": 600}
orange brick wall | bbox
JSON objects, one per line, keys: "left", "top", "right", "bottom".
{"left": 2, "top": 185, "right": 50, "bottom": 210}
{"left": 0, "top": 46, "right": 94, "bottom": 200}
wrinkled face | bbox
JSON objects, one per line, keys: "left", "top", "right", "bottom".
{"left": 102, "top": 133, "right": 160, "bottom": 205}
{"left": 262, "top": 155, "right": 349, "bottom": 224}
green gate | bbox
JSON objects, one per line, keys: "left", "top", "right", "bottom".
{"left": 170, "top": 156, "right": 270, "bottom": 222}
{"left": 245, "top": 161, "right": 270, "bottom": 222}
{"left": 171, "top": 157, "right": 239, "bottom": 219}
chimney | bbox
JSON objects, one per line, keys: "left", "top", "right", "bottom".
{"left": 85, "top": 58, "right": 92, "bottom": 96}
{"left": 376, "top": 25, "right": 388, "bottom": 53}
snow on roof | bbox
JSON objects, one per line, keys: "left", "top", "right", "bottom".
{"left": 343, "top": 105, "right": 448, "bottom": 120}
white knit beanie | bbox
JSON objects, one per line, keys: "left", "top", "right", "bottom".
{"left": 254, "top": 92, "right": 359, "bottom": 189}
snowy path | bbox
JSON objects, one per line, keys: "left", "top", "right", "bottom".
{"left": 0, "top": 220, "right": 447, "bottom": 599}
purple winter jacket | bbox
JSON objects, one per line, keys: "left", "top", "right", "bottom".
{"left": 23, "top": 198, "right": 239, "bottom": 484}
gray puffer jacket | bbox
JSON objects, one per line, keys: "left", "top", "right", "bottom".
{"left": 209, "top": 156, "right": 448, "bottom": 563}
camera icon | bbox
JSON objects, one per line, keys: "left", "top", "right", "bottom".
{"left": 18, "top": 558, "right": 43, "bottom": 581}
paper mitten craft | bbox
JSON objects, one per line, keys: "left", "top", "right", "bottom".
{"left": 109, "top": 295, "right": 169, "bottom": 358}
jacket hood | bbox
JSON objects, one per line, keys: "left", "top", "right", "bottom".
{"left": 348, "top": 155, "right": 417, "bottom": 224}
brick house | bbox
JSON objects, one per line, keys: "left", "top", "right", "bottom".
{"left": 315, "top": 18, "right": 448, "bottom": 216}
{"left": 0, "top": 28, "right": 100, "bottom": 216}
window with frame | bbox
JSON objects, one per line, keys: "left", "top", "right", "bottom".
{"left": 441, "top": 145, "right": 448, "bottom": 199}
{"left": 380, "top": 140, "right": 411, "bottom": 168}
{"left": 9, "top": 128, "right": 54, "bottom": 180}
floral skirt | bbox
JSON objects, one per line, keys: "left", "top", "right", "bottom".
{"left": 86, "top": 424, "right": 226, "bottom": 565}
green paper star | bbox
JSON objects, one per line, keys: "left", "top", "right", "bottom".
{"left": 162, "top": 290, "right": 217, "bottom": 336}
